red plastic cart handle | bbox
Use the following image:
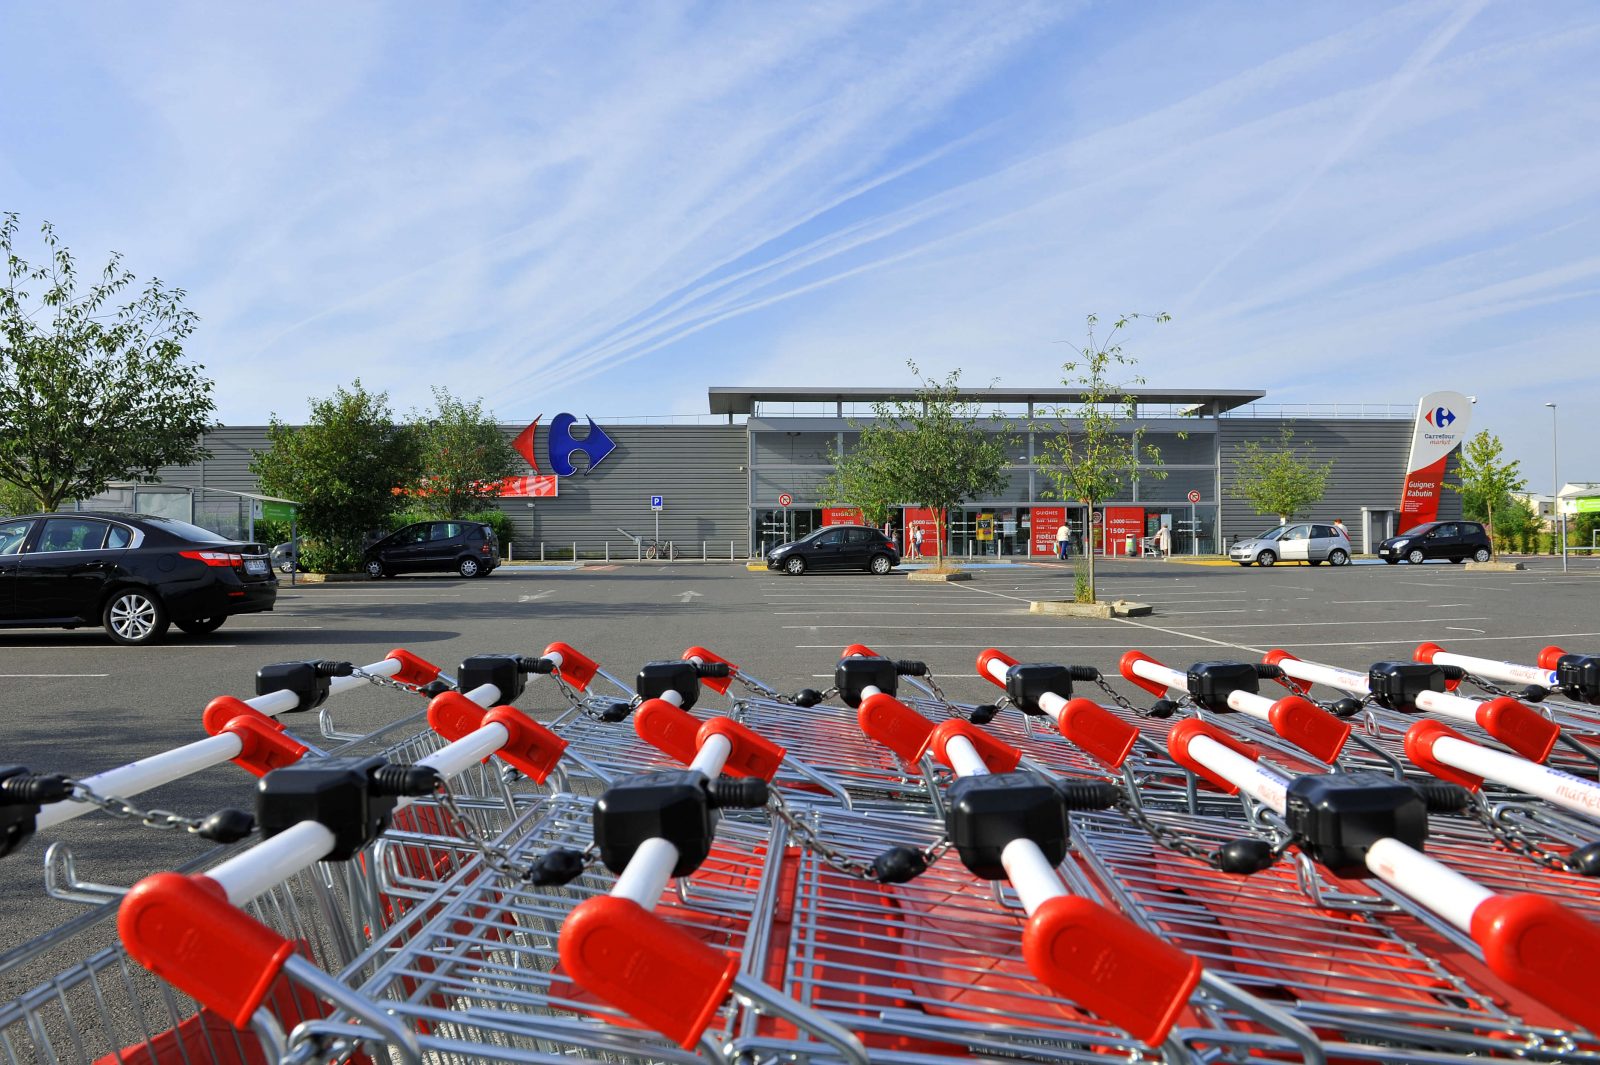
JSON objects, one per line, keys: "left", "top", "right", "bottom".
{"left": 1119, "top": 650, "right": 1172, "bottom": 700}
{"left": 1472, "top": 892, "right": 1600, "bottom": 1032}
{"left": 1022, "top": 894, "right": 1201, "bottom": 1046}
{"left": 1166, "top": 719, "right": 1258, "bottom": 795}
{"left": 426, "top": 692, "right": 569, "bottom": 782}
{"left": 927, "top": 718, "right": 1022, "bottom": 774}
{"left": 682, "top": 646, "right": 737, "bottom": 695}
{"left": 1261, "top": 649, "right": 1312, "bottom": 695}
{"left": 1267, "top": 695, "right": 1351, "bottom": 764}
{"left": 120, "top": 873, "right": 295, "bottom": 1029}
{"left": 201, "top": 696, "right": 309, "bottom": 777}
{"left": 1413, "top": 641, "right": 1444, "bottom": 665}
{"left": 857, "top": 692, "right": 936, "bottom": 764}
{"left": 634, "top": 698, "right": 701, "bottom": 765}
{"left": 543, "top": 641, "right": 600, "bottom": 691}
{"left": 384, "top": 647, "right": 442, "bottom": 687}
{"left": 1058, "top": 698, "right": 1139, "bottom": 769}
{"left": 697, "top": 717, "right": 785, "bottom": 780}
{"left": 1474, "top": 697, "right": 1559, "bottom": 764}
{"left": 559, "top": 895, "right": 738, "bottom": 1049}
{"left": 1403, "top": 719, "right": 1483, "bottom": 791}
{"left": 840, "top": 643, "right": 881, "bottom": 659}
{"left": 634, "top": 700, "right": 786, "bottom": 780}
{"left": 976, "top": 647, "right": 1020, "bottom": 688}
{"left": 1539, "top": 646, "right": 1568, "bottom": 671}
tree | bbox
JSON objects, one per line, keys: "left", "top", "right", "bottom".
{"left": 1446, "top": 430, "right": 1525, "bottom": 558}
{"left": 0, "top": 479, "right": 34, "bottom": 518}
{"left": 1035, "top": 313, "right": 1169, "bottom": 603}
{"left": 825, "top": 363, "right": 1012, "bottom": 569}
{"left": 403, "top": 388, "right": 522, "bottom": 518}
{"left": 251, "top": 381, "right": 419, "bottom": 572}
{"left": 1231, "top": 428, "right": 1335, "bottom": 524}
{"left": 0, "top": 214, "right": 215, "bottom": 511}
{"left": 1493, "top": 494, "right": 1540, "bottom": 552}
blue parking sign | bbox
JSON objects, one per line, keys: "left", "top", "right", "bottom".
{"left": 650, "top": 495, "right": 664, "bottom": 511}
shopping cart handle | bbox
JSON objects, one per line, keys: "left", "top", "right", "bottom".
{"left": 1471, "top": 892, "right": 1600, "bottom": 1032}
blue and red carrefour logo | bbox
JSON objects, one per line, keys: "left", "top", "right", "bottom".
{"left": 513, "top": 414, "right": 618, "bottom": 477}
{"left": 1424, "top": 407, "right": 1457, "bottom": 428}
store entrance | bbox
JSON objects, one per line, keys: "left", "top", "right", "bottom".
{"left": 754, "top": 508, "right": 822, "bottom": 556}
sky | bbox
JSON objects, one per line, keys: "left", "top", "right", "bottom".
{"left": 1, "top": 1, "right": 1596, "bottom": 490}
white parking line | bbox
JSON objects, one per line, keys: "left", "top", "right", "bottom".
{"left": 772, "top": 611, "right": 1018, "bottom": 616}
{"left": 0, "top": 673, "right": 110, "bottom": 678}
{"left": 1177, "top": 617, "right": 1491, "bottom": 630}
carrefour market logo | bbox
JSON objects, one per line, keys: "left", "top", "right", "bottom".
{"left": 1424, "top": 407, "right": 1457, "bottom": 428}
{"left": 513, "top": 414, "right": 618, "bottom": 476}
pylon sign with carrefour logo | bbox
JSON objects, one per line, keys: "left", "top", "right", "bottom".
{"left": 497, "top": 414, "right": 620, "bottom": 497}
{"left": 1399, "top": 390, "right": 1471, "bottom": 525}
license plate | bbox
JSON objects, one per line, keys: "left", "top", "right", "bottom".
{"left": 244, "top": 558, "right": 269, "bottom": 575}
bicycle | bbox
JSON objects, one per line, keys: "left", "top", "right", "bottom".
{"left": 643, "top": 538, "right": 678, "bottom": 560}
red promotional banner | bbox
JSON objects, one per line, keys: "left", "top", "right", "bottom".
{"left": 1031, "top": 506, "right": 1066, "bottom": 556}
{"left": 1105, "top": 507, "right": 1145, "bottom": 557}
{"left": 901, "top": 507, "right": 944, "bottom": 558}
{"left": 497, "top": 475, "right": 559, "bottom": 498}
{"left": 822, "top": 507, "right": 864, "bottom": 527}
{"left": 1400, "top": 390, "right": 1470, "bottom": 527}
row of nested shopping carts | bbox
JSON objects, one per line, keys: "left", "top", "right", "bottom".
{"left": 4, "top": 635, "right": 1600, "bottom": 1064}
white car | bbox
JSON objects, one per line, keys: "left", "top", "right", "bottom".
{"left": 1230, "top": 523, "right": 1351, "bottom": 567}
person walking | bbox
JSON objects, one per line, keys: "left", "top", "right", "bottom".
{"left": 912, "top": 525, "right": 925, "bottom": 558}
{"left": 1155, "top": 523, "right": 1172, "bottom": 560}
{"left": 1333, "top": 518, "right": 1348, "bottom": 540}
{"left": 1055, "top": 522, "right": 1070, "bottom": 560}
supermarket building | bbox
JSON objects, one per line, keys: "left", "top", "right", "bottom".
{"left": 136, "top": 386, "right": 1459, "bottom": 559}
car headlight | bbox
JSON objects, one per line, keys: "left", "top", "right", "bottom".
{"left": 1391, "top": 539, "right": 1409, "bottom": 548}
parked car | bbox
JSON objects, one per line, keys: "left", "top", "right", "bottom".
{"left": 1377, "top": 521, "right": 1491, "bottom": 564}
{"left": 363, "top": 520, "right": 500, "bottom": 578}
{"left": 1230, "top": 522, "right": 1352, "bottom": 567}
{"left": 0, "top": 512, "right": 276, "bottom": 645}
{"left": 766, "top": 525, "right": 901, "bottom": 575}
{"left": 271, "top": 538, "right": 300, "bottom": 573}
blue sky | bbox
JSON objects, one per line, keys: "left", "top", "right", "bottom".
{"left": 1, "top": 1, "right": 1595, "bottom": 489}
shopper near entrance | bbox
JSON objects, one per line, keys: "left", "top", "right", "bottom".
{"left": 1055, "top": 522, "right": 1070, "bottom": 560}
{"left": 912, "top": 525, "right": 924, "bottom": 557}
{"left": 1155, "top": 523, "right": 1171, "bottom": 560}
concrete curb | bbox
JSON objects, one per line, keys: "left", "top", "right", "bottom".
{"left": 1030, "top": 599, "right": 1153, "bottom": 618}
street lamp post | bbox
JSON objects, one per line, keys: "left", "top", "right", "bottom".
{"left": 1546, "top": 403, "right": 1566, "bottom": 572}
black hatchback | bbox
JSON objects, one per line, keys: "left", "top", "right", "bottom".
{"left": 0, "top": 512, "right": 276, "bottom": 645}
{"left": 1377, "top": 521, "right": 1493, "bottom": 564}
{"left": 766, "top": 525, "right": 901, "bottom": 575}
{"left": 363, "top": 520, "right": 500, "bottom": 579}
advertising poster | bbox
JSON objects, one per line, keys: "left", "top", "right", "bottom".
{"left": 1031, "top": 506, "right": 1066, "bottom": 555}
{"left": 822, "top": 507, "right": 864, "bottom": 526}
{"left": 1105, "top": 507, "right": 1146, "bottom": 556}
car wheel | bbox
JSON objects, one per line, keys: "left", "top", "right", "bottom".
{"left": 103, "top": 589, "right": 169, "bottom": 646}
{"left": 278, "top": 560, "right": 295, "bottom": 574}
{"left": 1257, "top": 550, "right": 1277, "bottom": 567}
{"left": 1329, "top": 549, "right": 1349, "bottom": 567}
{"left": 174, "top": 617, "right": 226, "bottom": 635}
{"left": 1407, "top": 548, "right": 1425, "bottom": 565}
{"left": 366, "top": 560, "right": 389, "bottom": 580}
{"left": 785, "top": 556, "right": 807, "bottom": 575}
{"left": 1472, "top": 547, "right": 1491, "bottom": 563}
{"left": 458, "top": 556, "right": 481, "bottom": 578}
{"left": 869, "top": 554, "right": 893, "bottom": 575}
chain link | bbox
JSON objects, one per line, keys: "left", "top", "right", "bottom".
{"left": 917, "top": 668, "right": 956, "bottom": 712}
{"left": 65, "top": 780, "right": 234, "bottom": 837}
{"left": 1113, "top": 795, "right": 1296, "bottom": 871}
{"left": 431, "top": 780, "right": 600, "bottom": 884}
{"left": 766, "top": 786, "right": 948, "bottom": 881}
{"left": 1465, "top": 797, "right": 1579, "bottom": 874}
{"left": 1090, "top": 674, "right": 1150, "bottom": 717}
{"left": 349, "top": 666, "right": 431, "bottom": 697}
{"left": 1460, "top": 671, "right": 1521, "bottom": 700}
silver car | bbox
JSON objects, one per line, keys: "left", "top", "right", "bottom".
{"left": 1230, "top": 522, "right": 1351, "bottom": 567}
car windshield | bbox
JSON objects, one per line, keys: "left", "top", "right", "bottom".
{"left": 1397, "top": 525, "right": 1437, "bottom": 538}
{"left": 141, "top": 517, "right": 235, "bottom": 544}
{"left": 1253, "top": 527, "right": 1288, "bottom": 541}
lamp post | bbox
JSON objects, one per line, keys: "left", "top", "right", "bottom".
{"left": 1546, "top": 403, "right": 1566, "bottom": 572}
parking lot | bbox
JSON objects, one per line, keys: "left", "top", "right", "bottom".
{"left": 4, "top": 554, "right": 1599, "bottom": 984}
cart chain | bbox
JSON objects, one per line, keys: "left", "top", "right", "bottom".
{"left": 1465, "top": 798, "right": 1586, "bottom": 875}
{"left": 349, "top": 666, "right": 430, "bottom": 697}
{"left": 1460, "top": 671, "right": 1520, "bottom": 700}
{"left": 919, "top": 669, "right": 956, "bottom": 711}
{"left": 64, "top": 779, "right": 256, "bottom": 842}
{"left": 1114, "top": 794, "right": 1296, "bottom": 873}
{"left": 729, "top": 670, "right": 789, "bottom": 703}
{"left": 767, "top": 786, "right": 950, "bottom": 881}
{"left": 432, "top": 780, "right": 600, "bottom": 885}
{"left": 1090, "top": 674, "right": 1150, "bottom": 717}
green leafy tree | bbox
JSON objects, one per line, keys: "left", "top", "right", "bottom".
{"left": 0, "top": 214, "right": 214, "bottom": 511}
{"left": 251, "top": 381, "right": 419, "bottom": 572}
{"left": 0, "top": 479, "right": 34, "bottom": 517}
{"left": 1492, "top": 494, "right": 1539, "bottom": 552}
{"left": 404, "top": 388, "right": 521, "bottom": 518}
{"left": 1446, "top": 431, "right": 1525, "bottom": 558}
{"left": 1035, "top": 313, "right": 1169, "bottom": 603}
{"left": 826, "top": 363, "right": 1012, "bottom": 569}
{"left": 1231, "top": 428, "right": 1335, "bottom": 524}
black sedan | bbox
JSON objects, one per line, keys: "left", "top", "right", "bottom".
{"left": 1376, "top": 521, "right": 1493, "bottom": 564}
{"left": 362, "top": 520, "right": 500, "bottom": 579}
{"left": 0, "top": 512, "right": 276, "bottom": 645}
{"left": 766, "top": 525, "right": 901, "bottom": 575}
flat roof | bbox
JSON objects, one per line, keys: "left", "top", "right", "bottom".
{"left": 708, "top": 386, "right": 1267, "bottom": 416}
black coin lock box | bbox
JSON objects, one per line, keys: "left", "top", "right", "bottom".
{"left": 835, "top": 656, "right": 899, "bottom": 708}
{"left": 1557, "top": 654, "right": 1600, "bottom": 705}
{"left": 636, "top": 661, "right": 701, "bottom": 711}
{"left": 458, "top": 654, "right": 528, "bottom": 704}
{"left": 257, "top": 756, "right": 398, "bottom": 861}
{"left": 1284, "top": 771, "right": 1427, "bottom": 879}
{"left": 944, "top": 772, "right": 1069, "bottom": 881}
{"left": 1368, "top": 662, "right": 1445, "bottom": 713}
{"left": 256, "top": 662, "right": 331, "bottom": 713}
{"left": 1186, "top": 662, "right": 1259, "bottom": 712}
{"left": 1006, "top": 664, "right": 1073, "bottom": 717}
{"left": 594, "top": 770, "right": 714, "bottom": 877}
